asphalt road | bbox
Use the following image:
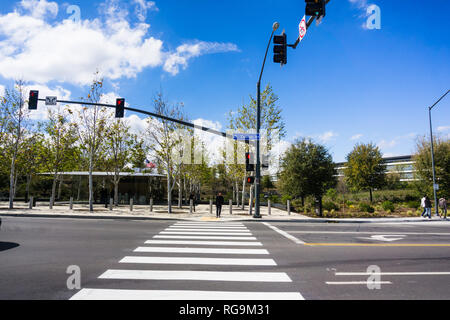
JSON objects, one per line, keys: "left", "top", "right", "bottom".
{"left": 0, "top": 216, "right": 449, "bottom": 300}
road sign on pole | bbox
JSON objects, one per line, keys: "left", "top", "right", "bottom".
{"left": 298, "top": 16, "right": 307, "bottom": 42}
{"left": 45, "top": 96, "right": 57, "bottom": 106}
{"left": 233, "top": 133, "right": 260, "bottom": 141}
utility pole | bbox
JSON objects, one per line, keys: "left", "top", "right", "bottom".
{"left": 428, "top": 90, "right": 449, "bottom": 217}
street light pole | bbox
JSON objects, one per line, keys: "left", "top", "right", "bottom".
{"left": 254, "top": 22, "right": 279, "bottom": 219}
{"left": 428, "top": 89, "right": 449, "bottom": 217}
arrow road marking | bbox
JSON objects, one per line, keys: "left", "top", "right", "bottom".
{"left": 358, "top": 235, "right": 406, "bottom": 242}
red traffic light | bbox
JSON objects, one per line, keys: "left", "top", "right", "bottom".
{"left": 247, "top": 176, "right": 255, "bottom": 184}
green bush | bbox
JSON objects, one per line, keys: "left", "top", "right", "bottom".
{"left": 323, "top": 200, "right": 339, "bottom": 211}
{"left": 359, "top": 203, "right": 375, "bottom": 213}
{"left": 381, "top": 201, "right": 395, "bottom": 212}
{"left": 406, "top": 200, "right": 419, "bottom": 208}
{"left": 281, "top": 195, "right": 292, "bottom": 204}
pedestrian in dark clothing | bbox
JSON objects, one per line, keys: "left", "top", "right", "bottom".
{"left": 216, "top": 192, "right": 224, "bottom": 218}
{"left": 189, "top": 193, "right": 196, "bottom": 212}
{"left": 424, "top": 196, "right": 432, "bottom": 219}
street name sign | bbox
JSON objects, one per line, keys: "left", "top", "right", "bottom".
{"left": 45, "top": 96, "right": 57, "bottom": 106}
{"left": 233, "top": 133, "right": 260, "bottom": 141}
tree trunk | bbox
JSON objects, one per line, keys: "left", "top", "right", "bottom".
{"left": 241, "top": 177, "right": 246, "bottom": 210}
{"left": 248, "top": 184, "right": 253, "bottom": 215}
{"left": 89, "top": 153, "right": 94, "bottom": 212}
{"left": 178, "top": 176, "right": 182, "bottom": 208}
{"left": 77, "top": 176, "right": 82, "bottom": 201}
{"left": 114, "top": 179, "right": 119, "bottom": 206}
{"left": 167, "top": 171, "right": 172, "bottom": 213}
{"left": 25, "top": 174, "right": 32, "bottom": 203}
{"left": 369, "top": 188, "right": 373, "bottom": 203}
{"left": 9, "top": 155, "right": 16, "bottom": 209}
{"left": 57, "top": 174, "right": 64, "bottom": 200}
{"left": 50, "top": 172, "right": 58, "bottom": 209}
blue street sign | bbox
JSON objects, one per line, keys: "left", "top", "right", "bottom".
{"left": 233, "top": 133, "right": 260, "bottom": 141}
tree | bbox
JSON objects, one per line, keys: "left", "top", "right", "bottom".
{"left": 278, "top": 138, "right": 336, "bottom": 216}
{"left": 227, "top": 84, "right": 286, "bottom": 207}
{"left": 42, "top": 105, "right": 78, "bottom": 208}
{"left": 73, "top": 75, "right": 110, "bottom": 212}
{"left": 0, "top": 81, "right": 32, "bottom": 208}
{"left": 412, "top": 136, "right": 450, "bottom": 198}
{"left": 145, "top": 91, "right": 185, "bottom": 213}
{"left": 102, "top": 118, "right": 137, "bottom": 206}
{"left": 344, "top": 143, "right": 386, "bottom": 203}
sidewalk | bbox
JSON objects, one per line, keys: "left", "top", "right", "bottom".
{"left": 0, "top": 202, "right": 447, "bottom": 224}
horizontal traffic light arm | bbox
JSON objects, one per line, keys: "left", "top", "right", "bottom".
{"left": 36, "top": 98, "right": 227, "bottom": 138}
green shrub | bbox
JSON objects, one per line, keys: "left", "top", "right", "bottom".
{"left": 323, "top": 200, "right": 339, "bottom": 211}
{"left": 381, "top": 201, "right": 395, "bottom": 212}
{"left": 281, "top": 195, "right": 292, "bottom": 204}
{"left": 359, "top": 203, "right": 375, "bottom": 213}
{"left": 406, "top": 200, "right": 419, "bottom": 209}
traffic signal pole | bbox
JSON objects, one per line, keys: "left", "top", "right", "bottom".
{"left": 254, "top": 22, "right": 279, "bottom": 219}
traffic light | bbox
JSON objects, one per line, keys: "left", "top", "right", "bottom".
{"left": 116, "top": 98, "right": 125, "bottom": 118}
{"left": 245, "top": 152, "right": 255, "bottom": 172}
{"left": 273, "top": 33, "right": 287, "bottom": 65}
{"left": 28, "top": 90, "right": 39, "bottom": 110}
{"left": 247, "top": 176, "right": 255, "bottom": 184}
{"left": 305, "top": 0, "right": 325, "bottom": 18}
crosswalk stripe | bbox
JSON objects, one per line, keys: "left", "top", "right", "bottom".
{"left": 70, "top": 289, "right": 304, "bottom": 300}
{"left": 161, "top": 231, "right": 252, "bottom": 235}
{"left": 169, "top": 226, "right": 248, "bottom": 229}
{"left": 164, "top": 228, "right": 249, "bottom": 232}
{"left": 119, "top": 256, "right": 277, "bottom": 266}
{"left": 134, "top": 246, "right": 269, "bottom": 255}
{"left": 99, "top": 269, "right": 291, "bottom": 282}
{"left": 145, "top": 240, "right": 262, "bottom": 246}
{"left": 153, "top": 235, "right": 257, "bottom": 240}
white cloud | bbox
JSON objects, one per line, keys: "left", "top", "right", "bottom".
{"left": 437, "top": 126, "right": 450, "bottom": 132}
{"left": 350, "top": 133, "right": 363, "bottom": 140}
{"left": 377, "top": 139, "right": 397, "bottom": 149}
{"left": 0, "top": 0, "right": 239, "bottom": 85}
{"left": 19, "top": 0, "right": 58, "bottom": 19}
{"left": 0, "top": 84, "right": 5, "bottom": 97}
{"left": 348, "top": 0, "right": 368, "bottom": 9}
{"left": 192, "top": 118, "right": 226, "bottom": 165}
{"left": 133, "top": 0, "right": 158, "bottom": 22}
{"left": 317, "top": 131, "right": 339, "bottom": 143}
{"left": 164, "top": 41, "right": 240, "bottom": 75}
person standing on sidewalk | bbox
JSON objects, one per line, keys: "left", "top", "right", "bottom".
{"left": 439, "top": 197, "right": 447, "bottom": 218}
{"left": 216, "top": 192, "right": 224, "bottom": 218}
{"left": 424, "top": 196, "right": 432, "bottom": 219}
{"left": 420, "top": 195, "right": 427, "bottom": 217}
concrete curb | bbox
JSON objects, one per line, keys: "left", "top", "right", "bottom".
{"left": 0, "top": 212, "right": 447, "bottom": 224}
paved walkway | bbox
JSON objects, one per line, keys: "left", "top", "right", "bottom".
{"left": 0, "top": 201, "right": 448, "bottom": 223}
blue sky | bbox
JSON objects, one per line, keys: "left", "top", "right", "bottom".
{"left": 0, "top": 0, "right": 449, "bottom": 162}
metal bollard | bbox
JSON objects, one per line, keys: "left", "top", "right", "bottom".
{"left": 287, "top": 200, "right": 291, "bottom": 215}
{"left": 209, "top": 199, "right": 212, "bottom": 214}
{"left": 130, "top": 198, "right": 133, "bottom": 211}
{"left": 150, "top": 198, "right": 153, "bottom": 212}
{"left": 29, "top": 196, "right": 33, "bottom": 210}
{"left": 268, "top": 199, "right": 271, "bottom": 215}
{"left": 229, "top": 199, "right": 232, "bottom": 215}
{"left": 70, "top": 197, "right": 73, "bottom": 210}
{"left": 190, "top": 199, "right": 193, "bottom": 214}
{"left": 109, "top": 198, "right": 113, "bottom": 211}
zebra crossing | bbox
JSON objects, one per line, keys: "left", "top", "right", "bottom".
{"left": 70, "top": 221, "right": 304, "bottom": 300}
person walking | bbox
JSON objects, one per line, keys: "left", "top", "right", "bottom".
{"left": 215, "top": 192, "right": 224, "bottom": 218}
{"left": 439, "top": 197, "right": 447, "bottom": 219}
{"left": 189, "top": 193, "right": 196, "bottom": 212}
{"left": 424, "top": 196, "right": 432, "bottom": 219}
{"left": 420, "top": 195, "right": 427, "bottom": 217}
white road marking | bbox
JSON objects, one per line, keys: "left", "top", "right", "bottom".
{"left": 160, "top": 231, "right": 252, "bottom": 236}
{"left": 326, "top": 281, "right": 392, "bottom": 285}
{"left": 154, "top": 235, "right": 257, "bottom": 240}
{"left": 119, "top": 256, "right": 277, "bottom": 266}
{"left": 174, "top": 223, "right": 245, "bottom": 227}
{"left": 99, "top": 269, "right": 290, "bottom": 282}
{"left": 164, "top": 228, "right": 249, "bottom": 232}
{"left": 145, "top": 240, "right": 262, "bottom": 246}
{"left": 358, "top": 235, "right": 406, "bottom": 242}
{"left": 70, "top": 289, "right": 304, "bottom": 300}
{"left": 134, "top": 246, "right": 269, "bottom": 255}
{"left": 169, "top": 226, "right": 248, "bottom": 230}
{"left": 336, "top": 272, "right": 450, "bottom": 276}
{"left": 262, "top": 222, "right": 305, "bottom": 245}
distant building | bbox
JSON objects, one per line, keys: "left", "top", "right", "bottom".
{"left": 335, "top": 155, "right": 416, "bottom": 182}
